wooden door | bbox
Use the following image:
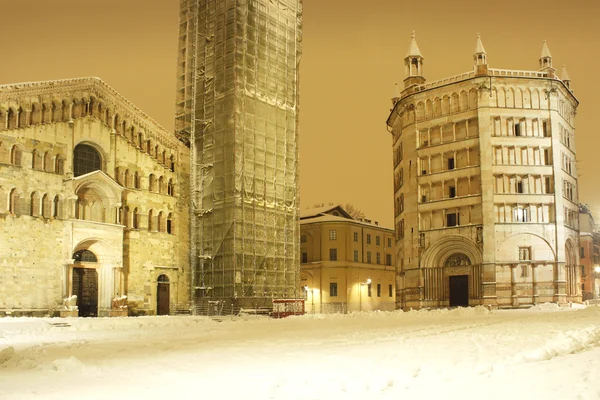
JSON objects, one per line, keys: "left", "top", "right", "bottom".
{"left": 72, "top": 268, "right": 98, "bottom": 317}
{"left": 157, "top": 282, "right": 170, "bottom": 315}
{"left": 449, "top": 275, "right": 469, "bottom": 307}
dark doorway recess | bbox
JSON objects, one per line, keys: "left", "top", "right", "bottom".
{"left": 157, "top": 275, "right": 170, "bottom": 315}
{"left": 449, "top": 275, "right": 469, "bottom": 307}
{"left": 72, "top": 268, "right": 98, "bottom": 317}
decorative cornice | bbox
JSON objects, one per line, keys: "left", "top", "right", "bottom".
{"left": 0, "top": 77, "right": 181, "bottom": 150}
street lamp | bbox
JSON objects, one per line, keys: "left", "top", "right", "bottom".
{"left": 359, "top": 278, "right": 372, "bottom": 312}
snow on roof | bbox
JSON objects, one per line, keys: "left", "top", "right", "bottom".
{"left": 301, "top": 214, "right": 393, "bottom": 231}
{"left": 300, "top": 205, "right": 348, "bottom": 219}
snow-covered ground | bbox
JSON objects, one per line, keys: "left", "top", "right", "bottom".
{"left": 1, "top": 304, "right": 600, "bottom": 399}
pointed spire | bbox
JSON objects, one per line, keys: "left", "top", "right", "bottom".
{"left": 561, "top": 65, "right": 571, "bottom": 81}
{"left": 541, "top": 40, "right": 552, "bottom": 58}
{"left": 474, "top": 33, "right": 488, "bottom": 69}
{"left": 539, "top": 40, "right": 554, "bottom": 72}
{"left": 475, "top": 33, "right": 486, "bottom": 54}
{"left": 406, "top": 31, "right": 422, "bottom": 57}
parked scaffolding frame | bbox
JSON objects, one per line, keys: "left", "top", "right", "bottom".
{"left": 176, "top": 0, "right": 303, "bottom": 313}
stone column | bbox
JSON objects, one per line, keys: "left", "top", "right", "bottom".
{"left": 532, "top": 263, "right": 539, "bottom": 304}
{"left": 68, "top": 103, "right": 74, "bottom": 123}
{"left": 554, "top": 262, "right": 567, "bottom": 304}
{"left": 97, "top": 263, "right": 116, "bottom": 317}
{"left": 511, "top": 264, "right": 518, "bottom": 307}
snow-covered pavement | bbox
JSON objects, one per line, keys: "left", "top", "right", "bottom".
{"left": 1, "top": 304, "right": 599, "bottom": 399}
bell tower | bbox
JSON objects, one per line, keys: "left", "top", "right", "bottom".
{"left": 404, "top": 31, "right": 425, "bottom": 88}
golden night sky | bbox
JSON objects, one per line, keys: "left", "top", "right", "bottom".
{"left": 1, "top": 0, "right": 598, "bottom": 228}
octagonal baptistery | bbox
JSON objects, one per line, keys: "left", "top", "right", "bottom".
{"left": 0, "top": 77, "right": 190, "bottom": 317}
{"left": 387, "top": 33, "right": 581, "bottom": 310}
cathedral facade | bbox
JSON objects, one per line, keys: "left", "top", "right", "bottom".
{"left": 387, "top": 34, "right": 581, "bottom": 310}
{"left": 0, "top": 78, "right": 190, "bottom": 317}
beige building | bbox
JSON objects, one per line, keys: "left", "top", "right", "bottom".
{"left": 387, "top": 33, "right": 581, "bottom": 310}
{"left": 0, "top": 77, "right": 190, "bottom": 317}
{"left": 300, "top": 205, "right": 396, "bottom": 313}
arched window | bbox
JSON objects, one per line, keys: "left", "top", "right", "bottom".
{"left": 167, "top": 179, "right": 174, "bottom": 196}
{"left": 73, "top": 144, "right": 101, "bottom": 177}
{"left": 73, "top": 249, "right": 98, "bottom": 263}
{"left": 52, "top": 102, "right": 62, "bottom": 122}
{"left": 31, "top": 103, "right": 41, "bottom": 125}
{"left": 42, "top": 194, "right": 51, "bottom": 218}
{"left": 91, "top": 98, "right": 100, "bottom": 118}
{"left": 53, "top": 195, "right": 62, "bottom": 218}
{"left": 161, "top": 150, "right": 166, "bottom": 164}
{"left": 9, "top": 189, "right": 19, "bottom": 214}
{"left": 137, "top": 133, "right": 143, "bottom": 148}
{"left": 158, "top": 176, "right": 164, "bottom": 194}
{"left": 42, "top": 103, "right": 52, "bottom": 123}
{"left": 158, "top": 211, "right": 164, "bottom": 232}
{"left": 148, "top": 209, "right": 155, "bottom": 231}
{"left": 30, "top": 192, "right": 40, "bottom": 217}
{"left": 55, "top": 156, "right": 65, "bottom": 175}
{"left": 32, "top": 150, "right": 42, "bottom": 170}
{"left": 124, "top": 169, "right": 130, "bottom": 187}
{"left": 10, "top": 145, "right": 22, "bottom": 167}
{"left": 149, "top": 174, "right": 156, "bottom": 192}
{"left": 158, "top": 274, "right": 169, "bottom": 283}
{"left": 61, "top": 100, "right": 70, "bottom": 121}
{"left": 134, "top": 171, "right": 141, "bottom": 189}
{"left": 154, "top": 145, "right": 159, "bottom": 159}
{"left": 167, "top": 213, "right": 174, "bottom": 234}
{"left": 132, "top": 207, "right": 139, "bottom": 229}
{"left": 170, "top": 155, "right": 175, "bottom": 172}
{"left": 44, "top": 152, "right": 54, "bottom": 172}
{"left": 7, "top": 108, "right": 18, "bottom": 129}
{"left": 146, "top": 140, "right": 152, "bottom": 154}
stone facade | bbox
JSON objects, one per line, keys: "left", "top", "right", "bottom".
{"left": 0, "top": 77, "right": 190, "bottom": 317}
{"left": 300, "top": 205, "right": 396, "bottom": 313}
{"left": 579, "top": 205, "right": 599, "bottom": 300}
{"left": 387, "top": 33, "right": 581, "bottom": 310}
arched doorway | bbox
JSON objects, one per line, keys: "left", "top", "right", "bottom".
{"left": 72, "top": 249, "right": 99, "bottom": 317}
{"left": 157, "top": 275, "right": 170, "bottom": 315}
{"left": 445, "top": 253, "right": 471, "bottom": 308}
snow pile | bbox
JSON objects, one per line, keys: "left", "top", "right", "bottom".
{"left": 513, "top": 325, "right": 600, "bottom": 363}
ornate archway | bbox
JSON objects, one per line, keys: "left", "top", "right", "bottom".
{"left": 419, "top": 236, "right": 482, "bottom": 307}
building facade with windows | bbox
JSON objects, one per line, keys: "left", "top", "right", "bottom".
{"left": 0, "top": 77, "right": 190, "bottom": 317}
{"left": 387, "top": 33, "right": 581, "bottom": 310}
{"left": 300, "top": 205, "right": 396, "bottom": 313}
